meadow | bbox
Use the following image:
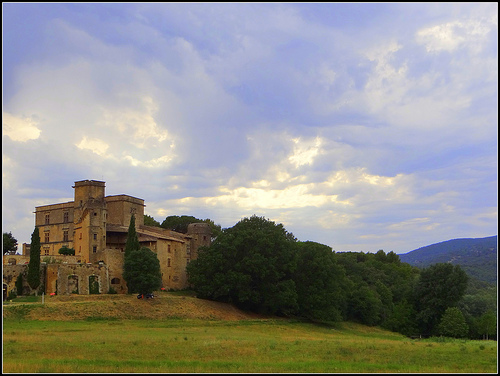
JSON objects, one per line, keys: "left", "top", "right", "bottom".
{"left": 3, "top": 317, "right": 497, "bottom": 373}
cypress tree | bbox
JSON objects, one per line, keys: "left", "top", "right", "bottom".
{"left": 27, "top": 227, "right": 41, "bottom": 294}
{"left": 123, "top": 214, "right": 141, "bottom": 293}
{"left": 124, "top": 214, "right": 140, "bottom": 258}
{"left": 15, "top": 273, "right": 24, "bottom": 296}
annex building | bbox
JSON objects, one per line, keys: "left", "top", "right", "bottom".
{"left": 3, "top": 180, "right": 211, "bottom": 297}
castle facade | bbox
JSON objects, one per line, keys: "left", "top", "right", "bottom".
{"left": 3, "top": 180, "right": 211, "bottom": 297}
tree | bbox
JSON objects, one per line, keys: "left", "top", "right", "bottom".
{"left": 187, "top": 215, "right": 298, "bottom": 315}
{"left": 161, "top": 215, "right": 222, "bottom": 238}
{"left": 144, "top": 214, "right": 161, "bottom": 227}
{"left": 3, "top": 232, "right": 18, "bottom": 255}
{"left": 123, "top": 214, "right": 141, "bottom": 292}
{"left": 15, "top": 273, "right": 24, "bottom": 296}
{"left": 293, "top": 241, "right": 347, "bottom": 322}
{"left": 123, "top": 247, "right": 162, "bottom": 295}
{"left": 124, "top": 214, "right": 140, "bottom": 258}
{"left": 414, "top": 263, "right": 469, "bottom": 335}
{"left": 27, "top": 227, "right": 41, "bottom": 293}
{"left": 58, "top": 246, "right": 75, "bottom": 256}
{"left": 476, "top": 310, "right": 497, "bottom": 340}
{"left": 437, "top": 307, "right": 469, "bottom": 338}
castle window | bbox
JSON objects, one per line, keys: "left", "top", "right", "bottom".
{"left": 93, "top": 233, "right": 97, "bottom": 240}
{"left": 93, "top": 246, "right": 97, "bottom": 253}
{"left": 79, "top": 233, "right": 82, "bottom": 240}
{"left": 44, "top": 247, "right": 49, "bottom": 255}
{"left": 94, "top": 212, "right": 97, "bottom": 216}
{"left": 111, "top": 278, "right": 120, "bottom": 284}
{"left": 168, "top": 244, "right": 171, "bottom": 253}
{"left": 63, "top": 230, "right": 69, "bottom": 242}
{"left": 63, "top": 212, "right": 69, "bottom": 223}
{"left": 45, "top": 214, "right": 50, "bottom": 224}
{"left": 167, "top": 258, "right": 171, "bottom": 267}
{"left": 44, "top": 232, "right": 50, "bottom": 243}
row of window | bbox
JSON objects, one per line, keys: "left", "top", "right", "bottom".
{"left": 43, "top": 231, "right": 102, "bottom": 243}
{"left": 43, "top": 211, "right": 106, "bottom": 224}
{"left": 44, "top": 212, "right": 70, "bottom": 225}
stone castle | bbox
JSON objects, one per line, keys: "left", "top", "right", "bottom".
{"left": 2, "top": 180, "right": 211, "bottom": 297}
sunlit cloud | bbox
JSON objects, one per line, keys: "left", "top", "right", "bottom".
{"left": 2, "top": 112, "right": 41, "bottom": 142}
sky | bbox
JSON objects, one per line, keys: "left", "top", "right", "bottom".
{"left": 2, "top": 3, "right": 498, "bottom": 254}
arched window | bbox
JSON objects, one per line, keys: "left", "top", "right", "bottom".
{"left": 111, "top": 278, "right": 120, "bottom": 284}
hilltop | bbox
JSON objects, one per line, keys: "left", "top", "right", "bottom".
{"left": 399, "top": 236, "right": 497, "bottom": 284}
{"left": 2, "top": 292, "right": 272, "bottom": 321}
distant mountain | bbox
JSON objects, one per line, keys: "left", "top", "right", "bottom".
{"left": 399, "top": 236, "right": 497, "bottom": 285}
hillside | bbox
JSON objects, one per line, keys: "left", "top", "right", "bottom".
{"left": 2, "top": 292, "right": 272, "bottom": 321}
{"left": 399, "top": 236, "right": 497, "bottom": 284}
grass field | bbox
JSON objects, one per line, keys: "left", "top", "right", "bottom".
{"left": 3, "top": 294, "right": 498, "bottom": 373}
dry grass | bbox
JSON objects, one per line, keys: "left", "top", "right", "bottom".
{"left": 3, "top": 292, "right": 270, "bottom": 321}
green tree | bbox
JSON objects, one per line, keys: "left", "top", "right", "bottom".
{"left": 437, "top": 307, "right": 469, "bottom": 338}
{"left": 15, "top": 273, "right": 24, "bottom": 296}
{"left": 476, "top": 310, "right": 497, "bottom": 340}
{"left": 58, "top": 246, "right": 75, "bottom": 256}
{"left": 414, "top": 263, "right": 469, "bottom": 335}
{"left": 27, "top": 227, "right": 41, "bottom": 293}
{"left": 124, "top": 214, "right": 140, "bottom": 258}
{"left": 123, "top": 247, "right": 162, "bottom": 295}
{"left": 144, "top": 214, "right": 161, "bottom": 227}
{"left": 3, "top": 232, "right": 18, "bottom": 255}
{"left": 187, "top": 215, "right": 298, "bottom": 315}
{"left": 161, "top": 215, "right": 201, "bottom": 233}
{"left": 293, "top": 241, "right": 347, "bottom": 322}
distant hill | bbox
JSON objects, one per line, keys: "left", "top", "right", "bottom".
{"left": 399, "top": 236, "right": 497, "bottom": 285}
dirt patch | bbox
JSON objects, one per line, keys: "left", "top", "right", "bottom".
{"left": 3, "top": 293, "right": 272, "bottom": 321}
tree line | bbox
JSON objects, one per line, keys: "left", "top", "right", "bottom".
{"left": 5, "top": 215, "right": 496, "bottom": 339}
{"left": 186, "top": 215, "right": 496, "bottom": 340}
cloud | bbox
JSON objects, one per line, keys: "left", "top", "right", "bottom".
{"left": 2, "top": 112, "right": 41, "bottom": 142}
{"left": 2, "top": 3, "right": 497, "bottom": 253}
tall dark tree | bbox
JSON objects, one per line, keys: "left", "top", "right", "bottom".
{"left": 123, "top": 247, "right": 162, "bottom": 295}
{"left": 414, "top": 263, "right": 469, "bottom": 335}
{"left": 293, "top": 241, "right": 347, "bottom": 322}
{"left": 3, "top": 232, "right": 18, "bottom": 255}
{"left": 124, "top": 214, "right": 140, "bottom": 258}
{"left": 187, "top": 215, "right": 298, "bottom": 315}
{"left": 27, "top": 227, "right": 41, "bottom": 293}
{"left": 123, "top": 214, "right": 141, "bottom": 292}
{"left": 15, "top": 273, "right": 24, "bottom": 296}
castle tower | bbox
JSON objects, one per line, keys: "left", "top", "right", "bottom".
{"left": 186, "top": 223, "right": 212, "bottom": 260}
{"left": 72, "top": 180, "right": 107, "bottom": 263}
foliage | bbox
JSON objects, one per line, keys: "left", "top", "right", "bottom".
{"left": 27, "top": 227, "right": 41, "bottom": 291}
{"left": 3, "top": 232, "right": 18, "bottom": 255}
{"left": 89, "top": 276, "right": 100, "bottom": 294}
{"left": 58, "top": 246, "right": 75, "bottom": 256}
{"left": 437, "top": 307, "right": 469, "bottom": 338}
{"left": 124, "top": 214, "right": 140, "bottom": 259}
{"left": 187, "top": 215, "right": 298, "bottom": 315}
{"left": 144, "top": 214, "right": 161, "bottom": 227}
{"left": 123, "top": 247, "right": 162, "bottom": 295}
{"left": 15, "top": 273, "right": 24, "bottom": 296}
{"left": 161, "top": 215, "right": 222, "bottom": 238}
{"left": 293, "top": 241, "right": 347, "bottom": 322}
{"left": 413, "top": 263, "right": 468, "bottom": 335}
{"left": 475, "top": 310, "right": 497, "bottom": 340}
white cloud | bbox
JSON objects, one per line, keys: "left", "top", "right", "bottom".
{"left": 2, "top": 112, "right": 41, "bottom": 142}
{"left": 75, "top": 137, "right": 110, "bottom": 157}
{"left": 416, "top": 15, "right": 497, "bottom": 53}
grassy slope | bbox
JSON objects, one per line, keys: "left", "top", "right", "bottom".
{"left": 3, "top": 293, "right": 498, "bottom": 373}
